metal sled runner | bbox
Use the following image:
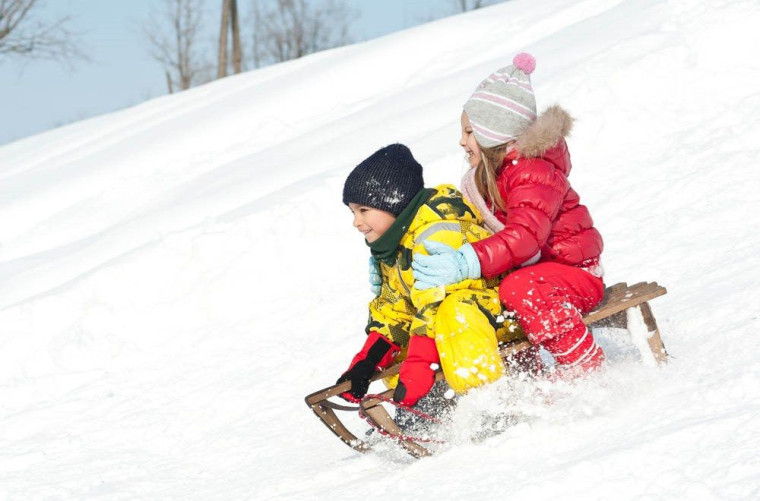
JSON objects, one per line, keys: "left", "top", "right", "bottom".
{"left": 304, "top": 281, "right": 668, "bottom": 458}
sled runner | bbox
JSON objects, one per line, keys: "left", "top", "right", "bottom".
{"left": 305, "top": 281, "right": 668, "bottom": 457}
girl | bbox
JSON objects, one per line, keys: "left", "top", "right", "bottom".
{"left": 412, "top": 53, "right": 606, "bottom": 375}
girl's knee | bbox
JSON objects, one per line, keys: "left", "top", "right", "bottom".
{"left": 499, "top": 270, "right": 542, "bottom": 313}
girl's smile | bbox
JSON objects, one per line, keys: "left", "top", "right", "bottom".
{"left": 460, "top": 111, "right": 482, "bottom": 168}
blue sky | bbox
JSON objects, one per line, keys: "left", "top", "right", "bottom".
{"left": 0, "top": 0, "right": 458, "bottom": 146}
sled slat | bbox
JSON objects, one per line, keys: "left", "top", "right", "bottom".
{"left": 498, "top": 339, "right": 533, "bottom": 357}
{"left": 604, "top": 282, "right": 628, "bottom": 300}
{"left": 309, "top": 402, "right": 370, "bottom": 453}
{"left": 584, "top": 282, "right": 666, "bottom": 326}
{"left": 305, "top": 365, "right": 402, "bottom": 455}
{"left": 639, "top": 301, "right": 668, "bottom": 363}
{"left": 359, "top": 389, "right": 433, "bottom": 458}
{"left": 305, "top": 365, "right": 400, "bottom": 406}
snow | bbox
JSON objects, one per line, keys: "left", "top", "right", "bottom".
{"left": 625, "top": 306, "right": 658, "bottom": 367}
{"left": 2, "top": 0, "right": 760, "bottom": 498}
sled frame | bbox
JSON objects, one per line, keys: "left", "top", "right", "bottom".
{"left": 305, "top": 281, "right": 667, "bottom": 456}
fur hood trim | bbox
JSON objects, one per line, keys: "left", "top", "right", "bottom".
{"left": 515, "top": 105, "right": 574, "bottom": 158}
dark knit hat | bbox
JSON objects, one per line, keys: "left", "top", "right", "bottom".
{"left": 342, "top": 144, "right": 424, "bottom": 216}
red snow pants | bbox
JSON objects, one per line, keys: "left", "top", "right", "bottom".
{"left": 499, "top": 262, "right": 605, "bottom": 371}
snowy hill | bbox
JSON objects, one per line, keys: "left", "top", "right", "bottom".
{"left": 2, "top": 0, "right": 760, "bottom": 498}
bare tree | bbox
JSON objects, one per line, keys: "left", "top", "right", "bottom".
{"left": 217, "top": 0, "right": 242, "bottom": 78}
{"left": 453, "top": 0, "right": 499, "bottom": 12}
{"left": 145, "top": 0, "right": 210, "bottom": 93}
{"left": 250, "top": 0, "right": 353, "bottom": 68}
{"left": 0, "top": 0, "right": 84, "bottom": 64}
{"left": 250, "top": 0, "right": 262, "bottom": 69}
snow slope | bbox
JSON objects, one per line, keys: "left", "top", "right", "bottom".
{"left": 2, "top": 0, "right": 760, "bottom": 498}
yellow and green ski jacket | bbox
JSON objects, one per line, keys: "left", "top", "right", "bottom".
{"left": 366, "top": 184, "right": 502, "bottom": 348}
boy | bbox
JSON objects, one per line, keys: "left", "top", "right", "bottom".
{"left": 336, "top": 143, "right": 527, "bottom": 407}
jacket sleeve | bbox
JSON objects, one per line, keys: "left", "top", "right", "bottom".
{"left": 471, "top": 159, "right": 568, "bottom": 278}
{"left": 366, "top": 275, "right": 415, "bottom": 348}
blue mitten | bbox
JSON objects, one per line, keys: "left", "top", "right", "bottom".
{"left": 412, "top": 241, "right": 481, "bottom": 289}
{"left": 369, "top": 256, "right": 382, "bottom": 296}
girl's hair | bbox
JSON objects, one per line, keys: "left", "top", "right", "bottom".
{"left": 473, "top": 140, "right": 515, "bottom": 212}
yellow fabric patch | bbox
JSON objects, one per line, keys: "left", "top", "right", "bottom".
{"left": 433, "top": 289, "right": 524, "bottom": 393}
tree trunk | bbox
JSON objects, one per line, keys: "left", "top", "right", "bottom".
{"left": 230, "top": 0, "right": 242, "bottom": 73}
{"left": 217, "top": 0, "right": 231, "bottom": 78}
{"left": 166, "top": 70, "right": 174, "bottom": 94}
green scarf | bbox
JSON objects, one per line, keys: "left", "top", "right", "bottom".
{"left": 367, "top": 188, "right": 435, "bottom": 266}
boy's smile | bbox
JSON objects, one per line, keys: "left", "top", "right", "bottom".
{"left": 348, "top": 203, "right": 397, "bottom": 243}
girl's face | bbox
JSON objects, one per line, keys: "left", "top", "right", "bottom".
{"left": 348, "top": 203, "right": 396, "bottom": 243}
{"left": 460, "top": 111, "right": 482, "bottom": 168}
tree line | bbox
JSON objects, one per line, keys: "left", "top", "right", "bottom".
{"left": 145, "top": 0, "right": 356, "bottom": 93}
{"left": 1, "top": 0, "right": 503, "bottom": 94}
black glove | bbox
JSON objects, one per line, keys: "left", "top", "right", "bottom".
{"left": 337, "top": 331, "right": 400, "bottom": 402}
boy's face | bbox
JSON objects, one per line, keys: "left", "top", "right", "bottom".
{"left": 348, "top": 203, "right": 396, "bottom": 243}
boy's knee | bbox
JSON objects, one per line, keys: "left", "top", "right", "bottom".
{"left": 437, "top": 290, "right": 473, "bottom": 321}
{"left": 434, "top": 291, "right": 504, "bottom": 393}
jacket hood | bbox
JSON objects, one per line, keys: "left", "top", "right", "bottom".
{"left": 515, "top": 105, "right": 574, "bottom": 158}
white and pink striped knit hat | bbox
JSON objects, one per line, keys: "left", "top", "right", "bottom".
{"left": 463, "top": 52, "right": 537, "bottom": 148}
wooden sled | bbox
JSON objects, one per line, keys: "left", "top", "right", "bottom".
{"left": 304, "top": 281, "right": 668, "bottom": 457}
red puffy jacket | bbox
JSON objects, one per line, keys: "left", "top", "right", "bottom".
{"left": 471, "top": 106, "right": 603, "bottom": 278}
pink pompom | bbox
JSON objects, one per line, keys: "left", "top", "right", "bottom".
{"left": 513, "top": 52, "right": 536, "bottom": 75}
